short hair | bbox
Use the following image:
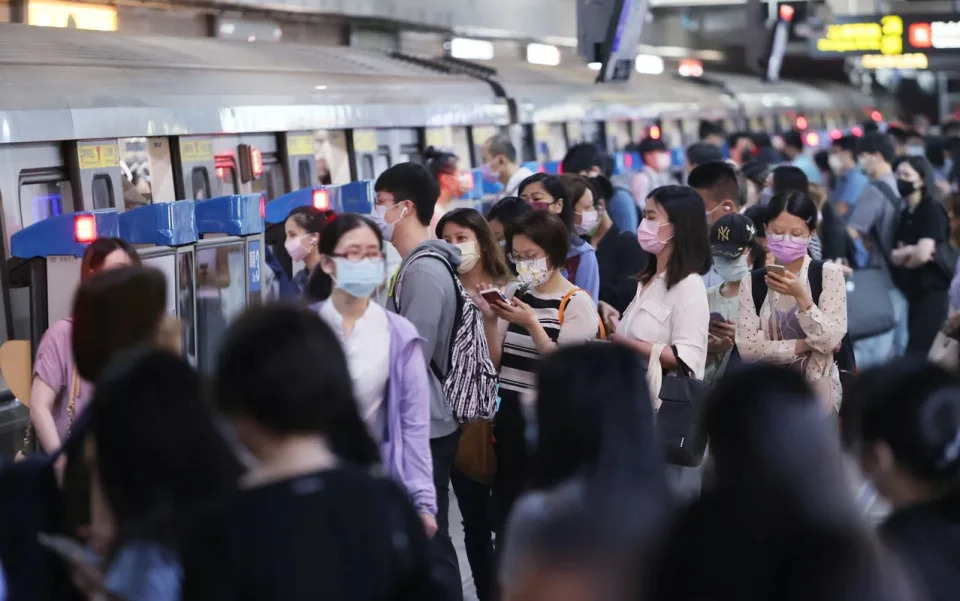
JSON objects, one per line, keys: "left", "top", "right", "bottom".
{"left": 856, "top": 132, "right": 896, "bottom": 164}
{"left": 740, "top": 160, "right": 770, "bottom": 188}
{"left": 766, "top": 190, "right": 819, "bottom": 231}
{"left": 561, "top": 143, "right": 604, "bottom": 174}
{"left": 586, "top": 175, "right": 614, "bottom": 207}
{"left": 486, "top": 196, "right": 533, "bottom": 227}
{"left": 688, "top": 160, "right": 742, "bottom": 207}
{"left": 686, "top": 143, "right": 724, "bottom": 167}
{"left": 771, "top": 165, "right": 809, "bottom": 195}
{"left": 886, "top": 125, "right": 907, "bottom": 144}
{"left": 310, "top": 213, "right": 384, "bottom": 301}
{"left": 424, "top": 146, "right": 459, "bottom": 181}
{"left": 506, "top": 210, "right": 570, "bottom": 270}
{"left": 485, "top": 134, "right": 517, "bottom": 163}
{"left": 72, "top": 267, "right": 167, "bottom": 382}
{"left": 727, "top": 132, "right": 753, "bottom": 148}
{"left": 436, "top": 208, "right": 512, "bottom": 281}
{"left": 638, "top": 138, "right": 667, "bottom": 155}
{"left": 215, "top": 304, "right": 380, "bottom": 466}
{"left": 639, "top": 185, "right": 712, "bottom": 288}
{"left": 80, "top": 237, "right": 140, "bottom": 281}
{"left": 699, "top": 120, "right": 723, "bottom": 140}
{"left": 374, "top": 162, "right": 439, "bottom": 226}
{"left": 782, "top": 130, "right": 804, "bottom": 150}
{"left": 832, "top": 135, "right": 858, "bottom": 154}
{"left": 518, "top": 173, "right": 575, "bottom": 232}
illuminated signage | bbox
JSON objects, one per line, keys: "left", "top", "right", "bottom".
{"left": 812, "top": 15, "right": 903, "bottom": 56}
{"left": 861, "top": 53, "right": 929, "bottom": 70}
{"left": 28, "top": 0, "right": 117, "bottom": 31}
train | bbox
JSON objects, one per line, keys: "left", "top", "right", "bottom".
{"left": 0, "top": 22, "right": 878, "bottom": 455}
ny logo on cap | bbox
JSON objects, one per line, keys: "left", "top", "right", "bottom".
{"left": 717, "top": 226, "right": 730, "bottom": 241}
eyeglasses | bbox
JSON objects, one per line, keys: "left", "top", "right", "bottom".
{"left": 508, "top": 252, "right": 545, "bottom": 263}
{"left": 329, "top": 250, "right": 384, "bottom": 262}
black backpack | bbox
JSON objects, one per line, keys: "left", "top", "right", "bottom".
{"left": 750, "top": 261, "right": 856, "bottom": 385}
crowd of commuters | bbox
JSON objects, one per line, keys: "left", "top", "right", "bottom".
{"left": 2, "top": 124, "right": 960, "bottom": 601}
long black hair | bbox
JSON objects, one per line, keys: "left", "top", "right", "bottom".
{"left": 893, "top": 155, "right": 937, "bottom": 199}
{"left": 89, "top": 349, "right": 243, "bottom": 547}
{"left": 639, "top": 185, "right": 712, "bottom": 288}
{"left": 765, "top": 190, "right": 819, "bottom": 232}
{"left": 214, "top": 304, "right": 379, "bottom": 467}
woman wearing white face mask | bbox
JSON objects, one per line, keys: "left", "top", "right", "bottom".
{"left": 487, "top": 210, "right": 601, "bottom": 539}
{"left": 312, "top": 213, "right": 438, "bottom": 538}
{"left": 704, "top": 213, "right": 756, "bottom": 388}
{"left": 436, "top": 208, "right": 511, "bottom": 601}
{"left": 283, "top": 206, "right": 332, "bottom": 296}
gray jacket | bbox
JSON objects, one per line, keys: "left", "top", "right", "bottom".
{"left": 389, "top": 239, "right": 461, "bottom": 439}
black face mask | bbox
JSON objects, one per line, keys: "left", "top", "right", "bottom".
{"left": 896, "top": 178, "right": 918, "bottom": 197}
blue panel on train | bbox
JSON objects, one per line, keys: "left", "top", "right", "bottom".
{"left": 265, "top": 187, "right": 326, "bottom": 224}
{"left": 670, "top": 148, "right": 684, "bottom": 168}
{"left": 542, "top": 161, "right": 561, "bottom": 174}
{"left": 613, "top": 152, "right": 642, "bottom": 175}
{"left": 476, "top": 168, "right": 503, "bottom": 198}
{"left": 331, "top": 180, "right": 374, "bottom": 214}
{"left": 11, "top": 210, "right": 119, "bottom": 259}
{"left": 521, "top": 161, "right": 539, "bottom": 173}
{"left": 119, "top": 201, "right": 197, "bottom": 247}
{"left": 195, "top": 194, "right": 263, "bottom": 236}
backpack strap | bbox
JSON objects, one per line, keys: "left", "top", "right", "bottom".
{"left": 751, "top": 268, "right": 767, "bottom": 316}
{"left": 394, "top": 249, "right": 464, "bottom": 379}
{"left": 753, "top": 261, "right": 824, "bottom": 315}
{"left": 808, "top": 260, "right": 823, "bottom": 305}
{"left": 558, "top": 288, "right": 606, "bottom": 339}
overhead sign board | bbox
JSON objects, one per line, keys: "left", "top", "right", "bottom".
{"left": 811, "top": 14, "right": 960, "bottom": 63}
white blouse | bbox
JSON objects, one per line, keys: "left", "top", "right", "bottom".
{"left": 735, "top": 256, "right": 847, "bottom": 410}
{"left": 617, "top": 272, "right": 710, "bottom": 379}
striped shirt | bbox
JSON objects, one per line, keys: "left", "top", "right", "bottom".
{"left": 499, "top": 288, "right": 600, "bottom": 396}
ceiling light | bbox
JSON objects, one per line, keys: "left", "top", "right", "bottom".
{"left": 450, "top": 37, "right": 494, "bottom": 60}
{"left": 527, "top": 43, "right": 561, "bottom": 66}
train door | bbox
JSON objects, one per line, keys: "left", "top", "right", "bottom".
{"left": 606, "top": 120, "right": 632, "bottom": 153}
{"left": 533, "top": 123, "right": 566, "bottom": 162}
{"left": 175, "top": 136, "right": 217, "bottom": 200}
{"left": 580, "top": 121, "right": 606, "bottom": 150}
{"left": 425, "top": 127, "right": 472, "bottom": 167}
{"left": 470, "top": 126, "right": 502, "bottom": 167}
{"left": 65, "top": 139, "right": 124, "bottom": 213}
{"left": 211, "top": 135, "right": 285, "bottom": 201}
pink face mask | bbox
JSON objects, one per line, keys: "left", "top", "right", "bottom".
{"left": 766, "top": 233, "right": 810, "bottom": 264}
{"left": 637, "top": 219, "right": 673, "bottom": 255}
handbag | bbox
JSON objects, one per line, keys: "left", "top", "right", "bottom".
{"left": 15, "top": 367, "right": 79, "bottom": 461}
{"left": 648, "top": 343, "right": 708, "bottom": 468}
{"left": 846, "top": 267, "right": 896, "bottom": 341}
{"left": 454, "top": 421, "right": 496, "bottom": 485}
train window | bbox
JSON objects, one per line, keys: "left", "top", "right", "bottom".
{"left": 297, "top": 160, "right": 311, "bottom": 189}
{"left": 400, "top": 144, "right": 421, "bottom": 166}
{"left": 18, "top": 173, "right": 73, "bottom": 227}
{"left": 215, "top": 155, "right": 239, "bottom": 195}
{"left": 91, "top": 174, "right": 114, "bottom": 210}
{"left": 317, "top": 130, "right": 349, "bottom": 184}
{"left": 251, "top": 156, "right": 284, "bottom": 201}
{"left": 360, "top": 154, "right": 375, "bottom": 180}
{"left": 374, "top": 146, "right": 391, "bottom": 177}
{"left": 195, "top": 243, "right": 246, "bottom": 374}
{"left": 119, "top": 137, "right": 152, "bottom": 206}
{"left": 191, "top": 167, "right": 210, "bottom": 200}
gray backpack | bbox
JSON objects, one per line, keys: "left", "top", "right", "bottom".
{"left": 394, "top": 249, "right": 499, "bottom": 422}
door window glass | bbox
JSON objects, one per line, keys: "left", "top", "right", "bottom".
{"left": 19, "top": 179, "right": 72, "bottom": 227}
{"left": 191, "top": 167, "right": 210, "bottom": 200}
{"left": 251, "top": 159, "right": 284, "bottom": 201}
{"left": 297, "top": 159, "right": 311, "bottom": 189}
{"left": 178, "top": 251, "right": 196, "bottom": 366}
{"left": 119, "top": 137, "right": 152, "bottom": 208}
{"left": 91, "top": 174, "right": 114, "bottom": 210}
{"left": 195, "top": 242, "right": 246, "bottom": 374}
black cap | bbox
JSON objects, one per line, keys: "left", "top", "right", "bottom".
{"left": 710, "top": 213, "right": 756, "bottom": 258}
{"left": 638, "top": 137, "right": 667, "bottom": 154}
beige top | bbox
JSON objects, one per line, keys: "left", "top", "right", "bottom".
{"left": 617, "top": 272, "right": 709, "bottom": 379}
{"left": 735, "top": 256, "right": 847, "bottom": 411}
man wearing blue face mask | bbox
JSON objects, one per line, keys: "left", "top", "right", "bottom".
{"left": 704, "top": 213, "right": 756, "bottom": 387}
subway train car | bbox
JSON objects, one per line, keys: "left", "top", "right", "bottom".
{"left": 0, "top": 23, "right": 875, "bottom": 455}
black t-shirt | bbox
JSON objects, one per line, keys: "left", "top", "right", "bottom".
{"left": 895, "top": 196, "right": 950, "bottom": 297}
{"left": 590, "top": 225, "right": 649, "bottom": 314}
{"left": 180, "top": 466, "right": 435, "bottom": 601}
{"left": 880, "top": 491, "right": 960, "bottom": 601}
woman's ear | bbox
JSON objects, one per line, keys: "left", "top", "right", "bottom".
{"left": 551, "top": 199, "right": 565, "bottom": 216}
{"left": 319, "top": 255, "right": 336, "bottom": 276}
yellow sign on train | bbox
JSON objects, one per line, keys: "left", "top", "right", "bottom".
{"left": 287, "top": 134, "right": 314, "bottom": 157}
{"left": 77, "top": 144, "right": 119, "bottom": 169}
{"left": 28, "top": 0, "right": 117, "bottom": 32}
{"left": 353, "top": 130, "right": 378, "bottom": 153}
{"left": 179, "top": 139, "right": 213, "bottom": 162}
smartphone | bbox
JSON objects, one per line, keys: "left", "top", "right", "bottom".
{"left": 709, "top": 312, "right": 725, "bottom": 323}
{"left": 766, "top": 264, "right": 786, "bottom": 276}
{"left": 37, "top": 533, "right": 103, "bottom": 568}
{"left": 479, "top": 288, "right": 509, "bottom": 305}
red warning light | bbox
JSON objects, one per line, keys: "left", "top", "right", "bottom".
{"left": 250, "top": 147, "right": 263, "bottom": 180}
{"left": 806, "top": 132, "right": 820, "bottom": 147}
{"left": 216, "top": 166, "right": 226, "bottom": 179}
{"left": 796, "top": 116, "right": 808, "bottom": 130}
{"left": 779, "top": 4, "right": 794, "bottom": 22}
{"left": 313, "top": 188, "right": 330, "bottom": 211}
{"left": 75, "top": 214, "right": 96, "bottom": 243}
{"left": 830, "top": 129, "right": 843, "bottom": 140}
{"left": 851, "top": 126, "right": 863, "bottom": 137}
{"left": 909, "top": 23, "right": 932, "bottom": 49}
{"left": 870, "top": 110, "right": 883, "bottom": 122}
{"left": 624, "top": 153, "right": 634, "bottom": 168}
{"left": 650, "top": 125, "right": 662, "bottom": 140}
{"left": 557, "top": 163, "right": 564, "bottom": 175}
{"left": 259, "top": 194, "right": 266, "bottom": 220}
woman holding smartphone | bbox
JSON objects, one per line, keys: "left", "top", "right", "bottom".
{"left": 736, "top": 191, "right": 848, "bottom": 411}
